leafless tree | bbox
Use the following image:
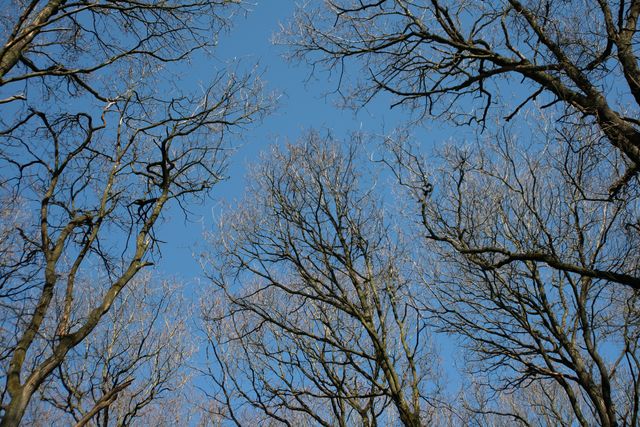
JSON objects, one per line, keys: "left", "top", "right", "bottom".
{"left": 283, "top": 2, "right": 640, "bottom": 425}
{"left": 0, "top": 0, "right": 240, "bottom": 103}
{"left": 384, "top": 120, "right": 640, "bottom": 426}
{"left": 0, "top": 1, "right": 269, "bottom": 425}
{"left": 200, "top": 133, "right": 443, "bottom": 426}
{"left": 284, "top": 0, "right": 640, "bottom": 194}
{"left": 414, "top": 373, "right": 598, "bottom": 426}
{"left": 22, "top": 275, "right": 193, "bottom": 427}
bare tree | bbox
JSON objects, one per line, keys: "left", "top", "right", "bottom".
{"left": 384, "top": 121, "right": 640, "bottom": 426}
{"left": 23, "top": 275, "right": 193, "bottom": 427}
{"left": 414, "top": 378, "right": 585, "bottom": 426}
{"left": 283, "top": 2, "right": 640, "bottom": 425}
{"left": 200, "top": 134, "right": 442, "bottom": 426}
{"left": 0, "top": 1, "right": 269, "bottom": 424}
{"left": 0, "top": 0, "right": 239, "bottom": 103}
{"left": 284, "top": 0, "right": 640, "bottom": 194}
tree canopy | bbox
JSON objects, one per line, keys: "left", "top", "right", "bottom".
{"left": 1, "top": 1, "right": 639, "bottom": 426}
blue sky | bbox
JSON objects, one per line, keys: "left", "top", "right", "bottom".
{"left": 157, "top": 2, "right": 413, "bottom": 278}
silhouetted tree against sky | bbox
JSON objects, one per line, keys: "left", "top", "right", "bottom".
{"left": 0, "top": 0, "right": 239, "bottom": 103}
{"left": 285, "top": 0, "right": 640, "bottom": 197}
{"left": 2, "top": 1, "right": 640, "bottom": 425}
{"left": 280, "top": 6, "right": 640, "bottom": 423}
{"left": 0, "top": 1, "right": 268, "bottom": 425}
{"left": 384, "top": 122, "right": 640, "bottom": 426}
{"left": 23, "top": 276, "right": 192, "bottom": 426}
{"left": 201, "top": 134, "right": 442, "bottom": 426}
